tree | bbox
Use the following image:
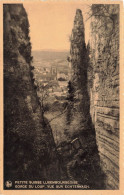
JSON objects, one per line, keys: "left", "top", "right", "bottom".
{"left": 66, "top": 81, "right": 75, "bottom": 125}
{"left": 37, "top": 81, "right": 68, "bottom": 125}
{"left": 86, "top": 4, "right": 118, "bottom": 37}
{"left": 36, "top": 82, "right": 50, "bottom": 126}
{"left": 67, "top": 81, "right": 75, "bottom": 102}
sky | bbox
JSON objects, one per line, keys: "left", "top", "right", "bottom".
{"left": 24, "top": 2, "right": 91, "bottom": 51}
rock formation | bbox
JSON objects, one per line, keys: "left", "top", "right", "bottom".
{"left": 68, "top": 9, "right": 90, "bottom": 117}
{"left": 3, "top": 3, "right": 119, "bottom": 190}
{"left": 67, "top": 9, "right": 105, "bottom": 189}
{"left": 68, "top": 5, "right": 119, "bottom": 189}
{"left": 4, "top": 4, "right": 61, "bottom": 183}
{"left": 88, "top": 5, "right": 119, "bottom": 189}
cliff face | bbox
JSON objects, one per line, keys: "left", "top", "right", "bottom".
{"left": 67, "top": 9, "right": 105, "bottom": 189}
{"left": 69, "top": 5, "right": 119, "bottom": 189}
{"left": 88, "top": 5, "right": 119, "bottom": 189}
{"left": 69, "top": 9, "right": 90, "bottom": 117}
{"left": 4, "top": 4, "right": 60, "bottom": 182}
{"left": 67, "top": 9, "right": 92, "bottom": 134}
{"left": 4, "top": 3, "right": 119, "bottom": 189}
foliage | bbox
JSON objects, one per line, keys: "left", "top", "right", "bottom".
{"left": 87, "top": 4, "right": 119, "bottom": 37}
{"left": 67, "top": 81, "right": 75, "bottom": 102}
{"left": 58, "top": 77, "right": 67, "bottom": 81}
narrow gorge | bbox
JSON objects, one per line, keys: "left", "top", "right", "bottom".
{"left": 4, "top": 4, "right": 119, "bottom": 190}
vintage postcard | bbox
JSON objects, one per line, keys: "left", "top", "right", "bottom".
{"left": 0, "top": 0, "right": 124, "bottom": 194}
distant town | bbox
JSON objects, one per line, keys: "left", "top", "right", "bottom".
{"left": 32, "top": 50, "right": 70, "bottom": 99}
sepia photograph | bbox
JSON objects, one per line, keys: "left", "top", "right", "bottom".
{"left": 1, "top": 1, "right": 122, "bottom": 191}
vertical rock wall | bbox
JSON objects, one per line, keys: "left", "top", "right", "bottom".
{"left": 69, "top": 9, "right": 90, "bottom": 119}
{"left": 4, "top": 3, "right": 120, "bottom": 189}
{"left": 88, "top": 5, "right": 119, "bottom": 189}
{"left": 69, "top": 5, "right": 119, "bottom": 189}
{"left": 4, "top": 4, "right": 59, "bottom": 182}
{"left": 68, "top": 9, "right": 104, "bottom": 189}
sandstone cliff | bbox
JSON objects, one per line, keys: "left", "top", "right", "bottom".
{"left": 3, "top": 3, "right": 119, "bottom": 190}
{"left": 68, "top": 6, "right": 119, "bottom": 189}
{"left": 67, "top": 9, "right": 92, "bottom": 132}
{"left": 67, "top": 9, "right": 105, "bottom": 189}
{"left": 69, "top": 9, "right": 90, "bottom": 117}
{"left": 4, "top": 4, "right": 60, "bottom": 182}
{"left": 88, "top": 5, "right": 119, "bottom": 189}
